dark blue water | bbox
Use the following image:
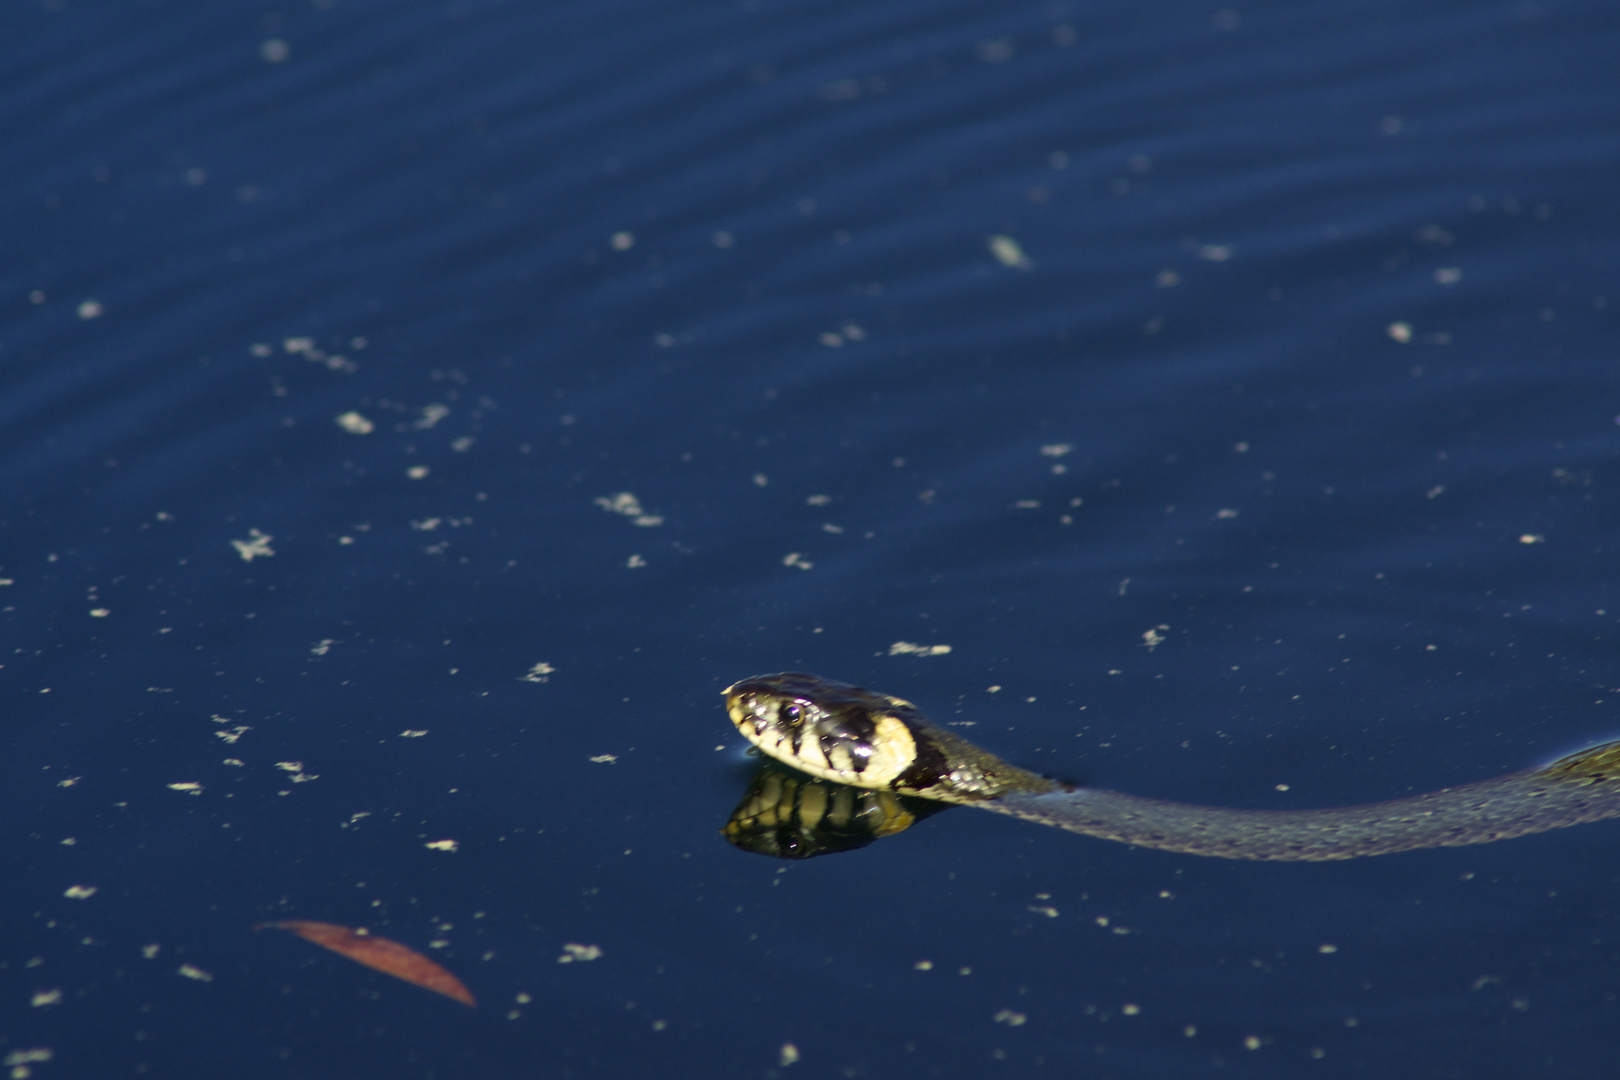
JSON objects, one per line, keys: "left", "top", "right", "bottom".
{"left": 5, "top": 0, "right": 1619, "bottom": 1075}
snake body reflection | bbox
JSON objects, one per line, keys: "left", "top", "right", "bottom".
{"left": 724, "top": 672, "right": 1620, "bottom": 861}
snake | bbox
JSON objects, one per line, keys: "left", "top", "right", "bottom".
{"left": 724, "top": 672, "right": 1620, "bottom": 861}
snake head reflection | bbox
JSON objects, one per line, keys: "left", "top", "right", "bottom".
{"left": 722, "top": 760, "right": 948, "bottom": 860}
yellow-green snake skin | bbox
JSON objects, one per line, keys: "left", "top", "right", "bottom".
{"left": 725, "top": 672, "right": 1620, "bottom": 861}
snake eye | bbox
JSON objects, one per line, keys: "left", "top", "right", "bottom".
{"left": 782, "top": 703, "right": 803, "bottom": 725}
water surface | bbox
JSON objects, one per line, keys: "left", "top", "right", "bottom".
{"left": 4, "top": 0, "right": 1619, "bottom": 1076}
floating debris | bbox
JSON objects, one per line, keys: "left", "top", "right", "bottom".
{"left": 888, "top": 642, "right": 952, "bottom": 657}
{"left": 987, "top": 234, "right": 1032, "bottom": 270}
{"left": 594, "top": 492, "right": 662, "bottom": 527}
{"left": 4, "top": 1048, "right": 53, "bottom": 1077}
{"left": 557, "top": 943, "right": 602, "bottom": 963}
{"left": 231, "top": 529, "right": 275, "bottom": 561}
{"left": 258, "top": 921, "right": 475, "bottom": 1007}
{"left": 519, "top": 662, "right": 555, "bottom": 683}
{"left": 414, "top": 404, "right": 450, "bottom": 430}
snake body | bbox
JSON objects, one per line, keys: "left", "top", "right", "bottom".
{"left": 725, "top": 672, "right": 1620, "bottom": 861}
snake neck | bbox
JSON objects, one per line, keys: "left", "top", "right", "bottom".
{"left": 725, "top": 671, "right": 1065, "bottom": 801}
{"left": 894, "top": 713, "right": 1069, "bottom": 802}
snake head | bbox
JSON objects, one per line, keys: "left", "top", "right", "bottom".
{"left": 725, "top": 673, "right": 838, "bottom": 751}
{"left": 724, "top": 673, "right": 919, "bottom": 789}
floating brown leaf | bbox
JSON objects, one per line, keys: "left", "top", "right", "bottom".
{"left": 257, "top": 920, "right": 476, "bottom": 1007}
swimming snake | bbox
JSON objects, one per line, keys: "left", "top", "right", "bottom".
{"left": 725, "top": 672, "right": 1620, "bottom": 861}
